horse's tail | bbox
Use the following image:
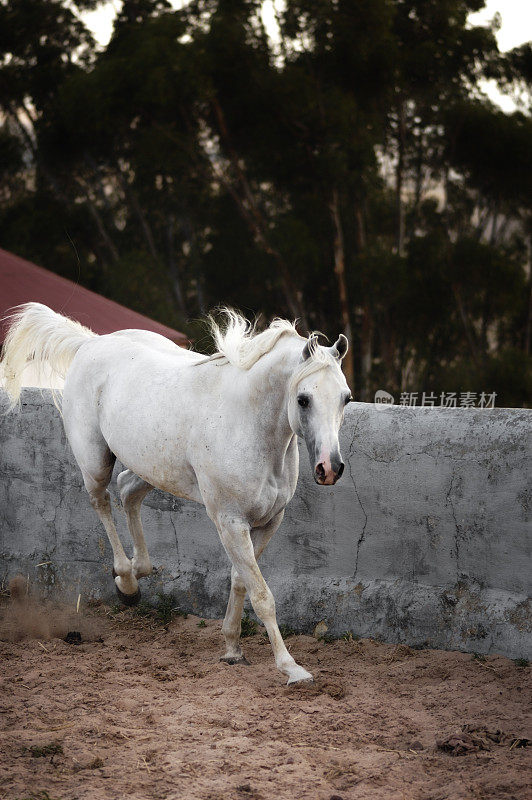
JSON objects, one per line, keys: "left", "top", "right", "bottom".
{"left": 1, "top": 302, "right": 96, "bottom": 409}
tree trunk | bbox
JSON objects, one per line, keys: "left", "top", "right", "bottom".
{"left": 182, "top": 217, "right": 206, "bottom": 315}
{"left": 452, "top": 284, "right": 479, "bottom": 365}
{"left": 359, "top": 307, "right": 373, "bottom": 401}
{"left": 525, "top": 281, "right": 532, "bottom": 357}
{"left": 75, "top": 177, "right": 120, "bottom": 263}
{"left": 329, "top": 188, "right": 355, "bottom": 391}
{"left": 395, "top": 100, "right": 406, "bottom": 257}
{"left": 381, "top": 316, "right": 397, "bottom": 395}
{"left": 117, "top": 172, "right": 160, "bottom": 263}
{"left": 489, "top": 200, "right": 500, "bottom": 246}
{"left": 353, "top": 196, "right": 372, "bottom": 399}
{"left": 354, "top": 200, "right": 366, "bottom": 252}
{"left": 414, "top": 130, "right": 423, "bottom": 215}
{"left": 525, "top": 222, "right": 532, "bottom": 356}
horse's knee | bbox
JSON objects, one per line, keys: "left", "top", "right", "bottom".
{"left": 232, "top": 575, "right": 246, "bottom": 598}
{"left": 249, "top": 585, "right": 275, "bottom": 623}
{"left": 89, "top": 488, "right": 111, "bottom": 513}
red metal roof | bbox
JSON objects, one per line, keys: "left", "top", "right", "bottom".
{"left": 0, "top": 248, "right": 188, "bottom": 345}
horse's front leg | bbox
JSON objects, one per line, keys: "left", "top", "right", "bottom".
{"left": 216, "top": 515, "right": 312, "bottom": 685}
{"left": 221, "top": 510, "right": 284, "bottom": 664}
{"left": 220, "top": 564, "right": 248, "bottom": 664}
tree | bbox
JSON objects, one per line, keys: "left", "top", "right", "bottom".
{"left": 1, "top": 0, "right": 530, "bottom": 406}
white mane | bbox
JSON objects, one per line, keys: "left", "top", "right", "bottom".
{"left": 207, "top": 309, "right": 300, "bottom": 369}
{"left": 205, "top": 308, "right": 340, "bottom": 392}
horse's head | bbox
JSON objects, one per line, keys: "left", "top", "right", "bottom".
{"left": 288, "top": 334, "right": 351, "bottom": 485}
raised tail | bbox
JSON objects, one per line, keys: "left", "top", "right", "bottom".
{"left": 1, "top": 302, "right": 96, "bottom": 409}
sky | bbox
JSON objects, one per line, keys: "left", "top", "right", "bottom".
{"left": 469, "top": 0, "right": 532, "bottom": 110}
{"left": 83, "top": 0, "right": 532, "bottom": 111}
{"left": 83, "top": 0, "right": 280, "bottom": 45}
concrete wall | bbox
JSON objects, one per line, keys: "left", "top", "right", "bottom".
{"left": 1, "top": 389, "right": 530, "bottom": 658}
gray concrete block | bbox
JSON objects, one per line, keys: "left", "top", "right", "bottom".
{"left": 1, "top": 390, "right": 530, "bottom": 658}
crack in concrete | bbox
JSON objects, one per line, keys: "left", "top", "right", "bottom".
{"left": 446, "top": 473, "right": 461, "bottom": 575}
{"left": 347, "top": 415, "right": 368, "bottom": 576}
{"left": 169, "top": 513, "right": 180, "bottom": 562}
{"left": 352, "top": 448, "right": 473, "bottom": 465}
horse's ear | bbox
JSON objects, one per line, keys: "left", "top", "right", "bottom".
{"left": 302, "top": 334, "right": 319, "bottom": 361}
{"left": 332, "top": 334, "right": 348, "bottom": 360}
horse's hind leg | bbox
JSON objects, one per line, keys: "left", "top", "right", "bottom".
{"left": 117, "top": 469, "right": 153, "bottom": 579}
{"left": 66, "top": 425, "right": 139, "bottom": 601}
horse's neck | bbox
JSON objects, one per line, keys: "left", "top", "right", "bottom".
{"left": 240, "top": 336, "right": 301, "bottom": 446}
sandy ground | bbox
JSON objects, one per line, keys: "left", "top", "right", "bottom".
{"left": 0, "top": 586, "right": 530, "bottom": 800}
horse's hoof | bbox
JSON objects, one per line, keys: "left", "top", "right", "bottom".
{"left": 286, "top": 668, "right": 314, "bottom": 685}
{"left": 115, "top": 582, "right": 141, "bottom": 607}
{"left": 220, "top": 655, "right": 250, "bottom": 666}
{"left": 287, "top": 676, "right": 314, "bottom": 686}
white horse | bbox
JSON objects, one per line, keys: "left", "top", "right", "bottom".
{"left": 2, "top": 303, "right": 351, "bottom": 684}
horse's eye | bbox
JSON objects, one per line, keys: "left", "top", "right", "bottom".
{"left": 298, "top": 395, "right": 310, "bottom": 408}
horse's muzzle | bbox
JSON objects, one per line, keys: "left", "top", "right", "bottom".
{"left": 314, "top": 461, "right": 344, "bottom": 485}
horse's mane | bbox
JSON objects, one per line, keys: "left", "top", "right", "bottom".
{"left": 206, "top": 309, "right": 301, "bottom": 369}
{"left": 203, "top": 308, "right": 341, "bottom": 391}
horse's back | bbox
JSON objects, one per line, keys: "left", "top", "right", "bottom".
{"left": 111, "top": 329, "right": 197, "bottom": 359}
{"left": 66, "top": 329, "right": 200, "bottom": 383}
{"left": 62, "top": 329, "right": 202, "bottom": 434}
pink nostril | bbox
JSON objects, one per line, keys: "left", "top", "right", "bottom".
{"left": 315, "top": 463, "right": 326, "bottom": 480}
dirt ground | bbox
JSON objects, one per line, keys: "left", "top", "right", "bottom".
{"left": 0, "top": 584, "right": 530, "bottom": 800}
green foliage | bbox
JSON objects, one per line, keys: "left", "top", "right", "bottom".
{"left": 0, "top": 0, "right": 530, "bottom": 404}
{"left": 446, "top": 102, "right": 532, "bottom": 205}
{"left": 133, "top": 593, "right": 186, "bottom": 624}
{"left": 278, "top": 623, "right": 298, "bottom": 639}
{"left": 472, "top": 652, "right": 487, "bottom": 662}
{"left": 513, "top": 658, "right": 529, "bottom": 668}
{"left": 314, "top": 630, "right": 359, "bottom": 643}
{"left": 197, "top": 619, "right": 207, "bottom": 628}
{"left": 240, "top": 611, "right": 258, "bottom": 638}
{"left": 155, "top": 593, "right": 187, "bottom": 624}
{"left": 341, "top": 630, "right": 359, "bottom": 642}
